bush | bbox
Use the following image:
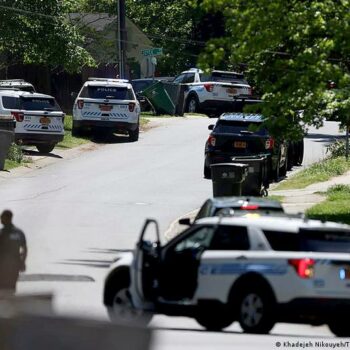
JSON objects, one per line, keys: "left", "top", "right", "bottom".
{"left": 6, "top": 143, "right": 23, "bottom": 163}
{"left": 327, "top": 139, "right": 346, "bottom": 158}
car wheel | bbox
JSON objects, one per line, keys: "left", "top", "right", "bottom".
{"left": 72, "top": 121, "right": 82, "bottom": 137}
{"left": 236, "top": 284, "right": 275, "bottom": 334}
{"left": 129, "top": 125, "right": 140, "bottom": 142}
{"left": 204, "top": 165, "right": 211, "bottom": 179}
{"left": 186, "top": 95, "right": 199, "bottom": 113}
{"left": 105, "top": 272, "right": 152, "bottom": 326}
{"left": 196, "top": 306, "right": 233, "bottom": 331}
{"left": 328, "top": 320, "right": 349, "bottom": 337}
{"left": 36, "top": 143, "right": 55, "bottom": 153}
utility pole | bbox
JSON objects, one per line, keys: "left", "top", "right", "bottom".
{"left": 117, "top": 0, "right": 127, "bottom": 79}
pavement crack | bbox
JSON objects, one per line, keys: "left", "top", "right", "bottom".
{"left": 8, "top": 185, "right": 67, "bottom": 202}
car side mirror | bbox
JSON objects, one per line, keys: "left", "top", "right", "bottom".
{"left": 70, "top": 92, "right": 78, "bottom": 99}
{"left": 178, "top": 218, "right": 191, "bottom": 226}
{"left": 208, "top": 124, "right": 214, "bottom": 130}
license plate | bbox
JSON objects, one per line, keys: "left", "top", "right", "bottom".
{"left": 99, "top": 104, "right": 112, "bottom": 112}
{"left": 234, "top": 141, "right": 247, "bottom": 148}
{"left": 340, "top": 267, "right": 350, "bottom": 280}
{"left": 39, "top": 117, "right": 51, "bottom": 126}
{"left": 227, "top": 87, "right": 238, "bottom": 95}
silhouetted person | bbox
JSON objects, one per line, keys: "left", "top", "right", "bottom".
{"left": 0, "top": 210, "right": 27, "bottom": 295}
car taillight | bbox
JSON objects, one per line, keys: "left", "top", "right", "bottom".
{"left": 248, "top": 87, "right": 253, "bottom": 95}
{"left": 204, "top": 83, "right": 214, "bottom": 92}
{"left": 11, "top": 111, "right": 24, "bottom": 122}
{"left": 208, "top": 135, "right": 216, "bottom": 147}
{"left": 265, "top": 138, "right": 275, "bottom": 149}
{"left": 129, "top": 102, "right": 136, "bottom": 112}
{"left": 77, "top": 100, "right": 84, "bottom": 109}
{"left": 240, "top": 205, "right": 259, "bottom": 210}
{"left": 288, "top": 258, "right": 315, "bottom": 279}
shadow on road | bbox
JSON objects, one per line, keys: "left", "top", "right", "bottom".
{"left": 85, "top": 248, "right": 133, "bottom": 254}
{"left": 22, "top": 149, "right": 63, "bottom": 159}
{"left": 59, "top": 258, "right": 116, "bottom": 269}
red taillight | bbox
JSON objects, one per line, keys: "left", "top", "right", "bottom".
{"left": 11, "top": 111, "right": 24, "bottom": 122}
{"left": 240, "top": 205, "right": 259, "bottom": 210}
{"left": 288, "top": 258, "right": 315, "bottom": 279}
{"left": 204, "top": 83, "right": 214, "bottom": 92}
{"left": 248, "top": 87, "right": 253, "bottom": 95}
{"left": 265, "top": 138, "right": 275, "bottom": 149}
{"left": 208, "top": 135, "right": 216, "bottom": 147}
{"left": 129, "top": 102, "right": 136, "bottom": 112}
{"left": 77, "top": 100, "right": 84, "bottom": 109}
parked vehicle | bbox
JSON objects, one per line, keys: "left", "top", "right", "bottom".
{"left": 72, "top": 78, "right": 140, "bottom": 141}
{"left": 131, "top": 77, "right": 173, "bottom": 112}
{"left": 172, "top": 68, "right": 254, "bottom": 117}
{"left": 178, "top": 196, "right": 285, "bottom": 226}
{"left": 0, "top": 79, "right": 36, "bottom": 93}
{"left": 204, "top": 113, "right": 291, "bottom": 181}
{"left": 104, "top": 216, "right": 350, "bottom": 336}
{"left": 0, "top": 89, "right": 64, "bottom": 153}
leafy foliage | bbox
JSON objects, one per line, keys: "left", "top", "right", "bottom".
{"left": 197, "top": 0, "right": 350, "bottom": 139}
{"left": 0, "top": 0, "right": 95, "bottom": 72}
{"left": 6, "top": 143, "right": 23, "bottom": 163}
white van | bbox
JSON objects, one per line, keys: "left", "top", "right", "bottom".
{"left": 0, "top": 89, "right": 65, "bottom": 153}
{"left": 72, "top": 78, "right": 140, "bottom": 141}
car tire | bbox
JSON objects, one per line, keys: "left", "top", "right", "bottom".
{"left": 235, "top": 283, "right": 275, "bottom": 334}
{"left": 204, "top": 165, "right": 211, "bottom": 179}
{"left": 72, "top": 121, "right": 82, "bottom": 137}
{"left": 196, "top": 305, "right": 233, "bottom": 331}
{"left": 36, "top": 143, "right": 55, "bottom": 153}
{"left": 328, "top": 320, "right": 349, "bottom": 337}
{"left": 105, "top": 271, "right": 152, "bottom": 326}
{"left": 129, "top": 125, "right": 140, "bottom": 142}
{"left": 186, "top": 95, "right": 199, "bottom": 113}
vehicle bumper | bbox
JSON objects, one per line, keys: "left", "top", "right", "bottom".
{"left": 15, "top": 133, "right": 64, "bottom": 145}
{"left": 199, "top": 98, "right": 261, "bottom": 115}
{"left": 74, "top": 120, "right": 138, "bottom": 132}
{"left": 278, "top": 298, "right": 350, "bottom": 323}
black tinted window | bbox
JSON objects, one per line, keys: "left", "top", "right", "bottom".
{"left": 20, "top": 97, "right": 61, "bottom": 111}
{"left": 214, "top": 120, "right": 268, "bottom": 135}
{"left": 80, "top": 86, "right": 134, "bottom": 99}
{"left": 2, "top": 96, "right": 20, "bottom": 109}
{"left": 209, "top": 225, "right": 250, "bottom": 250}
{"left": 264, "top": 230, "right": 300, "bottom": 251}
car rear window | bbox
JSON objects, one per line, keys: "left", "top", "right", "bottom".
{"left": 209, "top": 225, "right": 250, "bottom": 250}
{"left": 80, "top": 86, "right": 134, "bottom": 100}
{"left": 200, "top": 72, "right": 247, "bottom": 84}
{"left": 2, "top": 96, "right": 20, "bottom": 109}
{"left": 214, "top": 120, "right": 268, "bottom": 135}
{"left": 21, "top": 97, "right": 61, "bottom": 111}
{"left": 264, "top": 229, "right": 350, "bottom": 252}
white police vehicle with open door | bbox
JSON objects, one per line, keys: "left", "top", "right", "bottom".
{"left": 104, "top": 216, "right": 350, "bottom": 336}
{"left": 72, "top": 78, "right": 140, "bottom": 141}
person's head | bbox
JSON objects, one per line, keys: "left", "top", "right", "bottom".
{"left": 1, "top": 210, "right": 13, "bottom": 226}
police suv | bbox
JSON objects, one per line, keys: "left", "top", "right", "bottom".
{"left": 173, "top": 68, "right": 254, "bottom": 117}
{"left": 72, "top": 78, "right": 140, "bottom": 141}
{"left": 0, "top": 79, "right": 36, "bottom": 93}
{"left": 0, "top": 89, "right": 64, "bottom": 153}
{"left": 104, "top": 216, "right": 350, "bottom": 337}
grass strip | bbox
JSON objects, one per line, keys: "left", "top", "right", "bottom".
{"left": 274, "top": 157, "right": 350, "bottom": 190}
{"left": 306, "top": 184, "right": 350, "bottom": 224}
{"left": 57, "top": 115, "right": 90, "bottom": 149}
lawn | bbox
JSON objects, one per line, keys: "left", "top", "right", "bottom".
{"left": 306, "top": 184, "right": 350, "bottom": 224}
{"left": 274, "top": 157, "right": 350, "bottom": 190}
{"left": 57, "top": 115, "right": 90, "bottom": 149}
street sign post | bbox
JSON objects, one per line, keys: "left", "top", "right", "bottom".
{"left": 141, "top": 48, "right": 163, "bottom": 57}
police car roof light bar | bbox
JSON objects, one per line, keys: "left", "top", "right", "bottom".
{"left": 88, "top": 77, "right": 129, "bottom": 83}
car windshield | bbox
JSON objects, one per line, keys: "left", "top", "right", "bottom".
{"left": 214, "top": 120, "right": 268, "bottom": 135}
{"left": 80, "top": 86, "right": 134, "bottom": 100}
{"left": 264, "top": 229, "right": 350, "bottom": 252}
{"left": 20, "top": 97, "right": 61, "bottom": 111}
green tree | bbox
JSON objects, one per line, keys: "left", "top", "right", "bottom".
{"left": 197, "top": 0, "right": 350, "bottom": 139}
{"left": 0, "top": 0, "right": 94, "bottom": 72}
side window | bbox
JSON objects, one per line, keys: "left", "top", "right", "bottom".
{"left": 2, "top": 96, "right": 20, "bottom": 109}
{"left": 173, "top": 74, "right": 186, "bottom": 84}
{"left": 174, "top": 226, "right": 215, "bottom": 252}
{"left": 263, "top": 230, "right": 299, "bottom": 251}
{"left": 209, "top": 225, "right": 250, "bottom": 250}
{"left": 182, "top": 73, "right": 195, "bottom": 84}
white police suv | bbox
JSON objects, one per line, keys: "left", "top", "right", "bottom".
{"left": 104, "top": 216, "right": 350, "bottom": 336}
{"left": 72, "top": 78, "right": 140, "bottom": 141}
{"left": 0, "top": 89, "right": 64, "bottom": 153}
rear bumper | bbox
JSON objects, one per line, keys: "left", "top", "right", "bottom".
{"left": 199, "top": 98, "right": 260, "bottom": 115}
{"left": 279, "top": 298, "right": 350, "bottom": 323}
{"left": 74, "top": 120, "right": 138, "bottom": 132}
{"left": 15, "top": 133, "right": 63, "bottom": 145}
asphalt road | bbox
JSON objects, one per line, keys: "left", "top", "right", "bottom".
{"left": 0, "top": 117, "right": 345, "bottom": 349}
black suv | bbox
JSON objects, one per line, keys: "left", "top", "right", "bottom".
{"left": 204, "top": 113, "right": 289, "bottom": 180}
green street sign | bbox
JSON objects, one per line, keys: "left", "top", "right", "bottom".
{"left": 141, "top": 48, "right": 163, "bottom": 57}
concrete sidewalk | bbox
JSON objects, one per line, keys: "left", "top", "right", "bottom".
{"left": 270, "top": 169, "right": 350, "bottom": 214}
